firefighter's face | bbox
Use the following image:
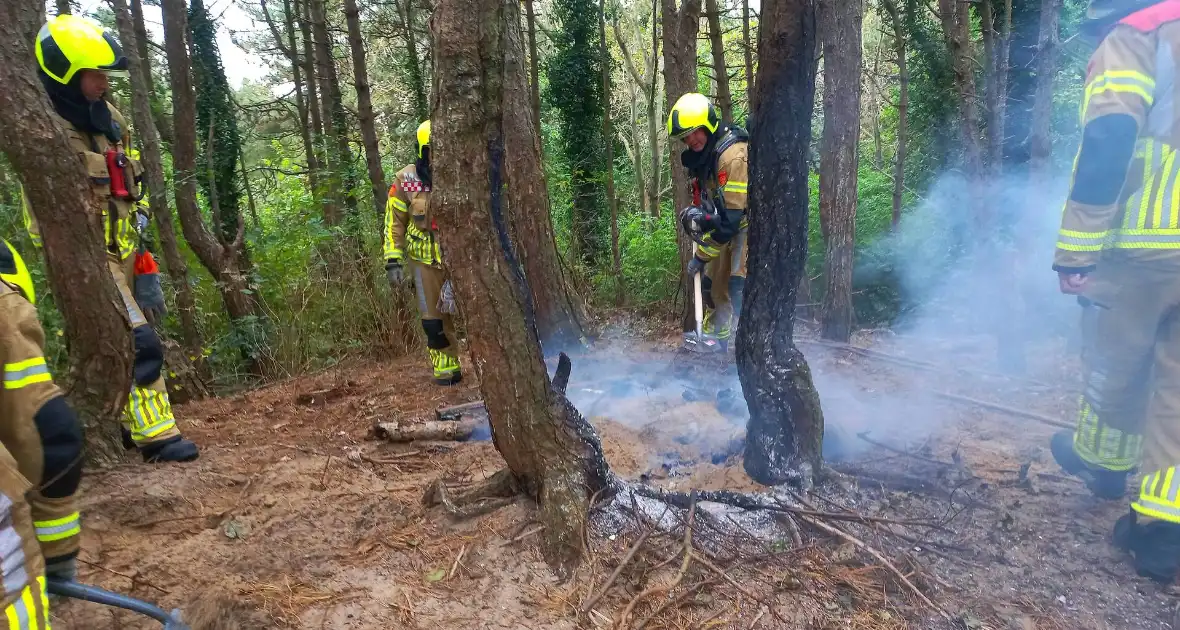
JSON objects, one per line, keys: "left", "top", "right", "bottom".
{"left": 681, "top": 128, "right": 709, "bottom": 152}
{"left": 78, "top": 70, "right": 109, "bottom": 103}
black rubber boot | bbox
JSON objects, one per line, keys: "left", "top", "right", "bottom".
{"left": 1050, "top": 429, "right": 1128, "bottom": 500}
{"left": 1113, "top": 510, "right": 1180, "bottom": 583}
{"left": 120, "top": 427, "right": 135, "bottom": 451}
{"left": 140, "top": 436, "right": 200, "bottom": 463}
{"left": 434, "top": 370, "right": 463, "bottom": 387}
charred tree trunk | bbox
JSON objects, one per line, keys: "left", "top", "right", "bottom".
{"left": 743, "top": 0, "right": 753, "bottom": 108}
{"left": 525, "top": 0, "right": 543, "bottom": 132}
{"left": 162, "top": 0, "right": 266, "bottom": 375}
{"left": 705, "top": 0, "right": 733, "bottom": 122}
{"left": 938, "top": 0, "right": 987, "bottom": 224}
{"left": 401, "top": 0, "right": 429, "bottom": 122}
{"left": 501, "top": 0, "right": 590, "bottom": 351}
{"left": 818, "top": 0, "right": 863, "bottom": 343}
{"left": 112, "top": 0, "right": 206, "bottom": 382}
{"left": 343, "top": 0, "right": 388, "bottom": 217}
{"left": 1028, "top": 0, "right": 1060, "bottom": 182}
{"left": 432, "top": 0, "right": 610, "bottom": 575}
{"left": 882, "top": 0, "right": 907, "bottom": 230}
{"left": 601, "top": 0, "right": 623, "bottom": 305}
{"left": 663, "top": 0, "right": 702, "bottom": 330}
{"left": 738, "top": 0, "right": 825, "bottom": 487}
{"left": 0, "top": 0, "right": 132, "bottom": 460}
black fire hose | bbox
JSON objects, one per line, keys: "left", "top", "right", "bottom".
{"left": 46, "top": 578, "right": 189, "bottom": 629}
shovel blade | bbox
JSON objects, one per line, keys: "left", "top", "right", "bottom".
{"left": 682, "top": 332, "right": 723, "bottom": 354}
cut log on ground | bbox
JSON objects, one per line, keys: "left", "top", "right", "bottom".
{"left": 374, "top": 418, "right": 485, "bottom": 442}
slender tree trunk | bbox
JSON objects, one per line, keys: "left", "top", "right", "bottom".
{"left": 297, "top": 0, "right": 330, "bottom": 223}
{"left": 601, "top": 0, "right": 623, "bottom": 305}
{"left": 130, "top": 0, "right": 152, "bottom": 94}
{"left": 2, "top": 0, "right": 132, "bottom": 461}
{"left": 981, "top": 0, "right": 1012, "bottom": 173}
{"left": 343, "top": 0, "right": 388, "bottom": 217}
{"left": 262, "top": 0, "right": 318, "bottom": 192}
{"left": 705, "top": 0, "right": 733, "bottom": 122}
{"left": 743, "top": 0, "right": 753, "bottom": 108}
{"left": 612, "top": 17, "right": 650, "bottom": 216}
{"left": 54, "top": 0, "right": 72, "bottom": 15}
{"left": 649, "top": 0, "right": 661, "bottom": 216}
{"left": 818, "top": 0, "right": 862, "bottom": 344}
{"left": 882, "top": 0, "right": 907, "bottom": 231}
{"left": 938, "top": 0, "right": 987, "bottom": 225}
{"left": 870, "top": 40, "right": 884, "bottom": 169}
{"left": 1028, "top": 0, "right": 1060, "bottom": 182}
{"left": 662, "top": 0, "right": 702, "bottom": 330}
{"left": 738, "top": 0, "right": 824, "bottom": 487}
{"left": 401, "top": 0, "right": 429, "bottom": 122}
{"left": 112, "top": 0, "right": 206, "bottom": 377}
{"left": 311, "top": 0, "right": 358, "bottom": 225}
{"left": 432, "top": 0, "right": 610, "bottom": 575}
{"left": 525, "top": 0, "right": 542, "bottom": 131}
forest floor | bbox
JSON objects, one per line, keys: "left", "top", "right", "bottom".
{"left": 49, "top": 322, "right": 1180, "bottom": 629}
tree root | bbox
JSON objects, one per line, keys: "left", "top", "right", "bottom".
{"left": 422, "top": 468, "right": 521, "bottom": 519}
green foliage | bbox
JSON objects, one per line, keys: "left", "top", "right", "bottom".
{"left": 545, "top": 0, "right": 608, "bottom": 267}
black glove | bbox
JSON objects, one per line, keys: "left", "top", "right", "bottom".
{"left": 386, "top": 260, "right": 406, "bottom": 286}
{"left": 687, "top": 256, "right": 707, "bottom": 277}
{"left": 134, "top": 272, "right": 167, "bottom": 322}
{"left": 45, "top": 556, "right": 77, "bottom": 582}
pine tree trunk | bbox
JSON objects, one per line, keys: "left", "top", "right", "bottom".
{"left": 297, "top": 0, "right": 330, "bottom": 223}
{"left": 601, "top": 0, "right": 624, "bottom": 306}
{"left": 130, "top": 0, "right": 174, "bottom": 147}
{"left": 401, "top": 0, "right": 429, "bottom": 122}
{"left": 1028, "top": 0, "right": 1059, "bottom": 182}
{"left": 261, "top": 0, "right": 318, "bottom": 194}
{"left": 738, "top": 0, "right": 825, "bottom": 487}
{"left": 938, "top": 0, "right": 987, "bottom": 225}
{"left": 311, "top": 0, "right": 360, "bottom": 225}
{"left": 343, "top": 0, "right": 388, "bottom": 217}
{"left": 662, "top": 0, "right": 702, "bottom": 331}
{"left": 818, "top": 0, "right": 862, "bottom": 344}
{"left": 705, "top": 0, "right": 733, "bottom": 122}
{"left": 112, "top": 0, "right": 207, "bottom": 384}
{"left": 431, "top": 0, "right": 611, "bottom": 576}
{"left": 524, "top": 0, "right": 542, "bottom": 131}
{"left": 882, "top": 0, "right": 907, "bottom": 231}
{"left": 743, "top": 0, "right": 753, "bottom": 108}
{"left": 500, "top": 0, "right": 589, "bottom": 351}
{"left": 0, "top": 0, "right": 132, "bottom": 461}
{"left": 648, "top": 0, "right": 661, "bottom": 217}
{"left": 612, "top": 17, "right": 650, "bottom": 217}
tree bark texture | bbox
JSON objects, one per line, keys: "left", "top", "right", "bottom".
{"left": 343, "top": 0, "right": 388, "bottom": 218}
{"left": 938, "top": 0, "right": 987, "bottom": 225}
{"left": 705, "top": 0, "right": 733, "bottom": 122}
{"left": 112, "top": 0, "right": 206, "bottom": 376}
{"left": 818, "top": 0, "right": 863, "bottom": 343}
{"left": 500, "top": 0, "right": 589, "bottom": 351}
{"left": 981, "top": 0, "right": 1012, "bottom": 173}
{"left": 401, "top": 0, "right": 429, "bottom": 122}
{"left": 743, "top": 0, "right": 753, "bottom": 109}
{"left": 162, "top": 0, "right": 265, "bottom": 374}
{"left": 311, "top": 0, "right": 360, "bottom": 225}
{"left": 882, "top": 0, "right": 907, "bottom": 230}
{"left": 297, "top": 0, "right": 330, "bottom": 222}
{"left": 649, "top": 0, "right": 662, "bottom": 216}
{"left": 0, "top": 0, "right": 132, "bottom": 461}
{"left": 1028, "top": 0, "right": 1060, "bottom": 182}
{"left": 431, "top": 0, "right": 610, "bottom": 575}
{"left": 737, "top": 0, "right": 825, "bottom": 487}
{"left": 601, "top": 0, "right": 624, "bottom": 305}
{"left": 524, "top": 0, "right": 543, "bottom": 133}
{"left": 662, "top": 0, "right": 702, "bottom": 329}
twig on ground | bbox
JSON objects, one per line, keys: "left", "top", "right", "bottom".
{"left": 856, "top": 432, "right": 954, "bottom": 469}
{"left": 131, "top": 513, "right": 220, "bottom": 528}
{"left": 498, "top": 525, "right": 545, "bottom": 547}
{"left": 76, "top": 558, "right": 170, "bottom": 595}
{"left": 618, "top": 493, "right": 697, "bottom": 629}
{"left": 449, "top": 544, "right": 467, "bottom": 579}
{"left": 582, "top": 526, "right": 656, "bottom": 615}
{"left": 632, "top": 578, "right": 718, "bottom": 630}
{"left": 748, "top": 607, "right": 767, "bottom": 629}
{"left": 361, "top": 451, "right": 422, "bottom": 465}
{"left": 317, "top": 455, "right": 332, "bottom": 488}
{"left": 933, "top": 391, "right": 1073, "bottom": 430}
{"left": 689, "top": 552, "right": 780, "bottom": 619}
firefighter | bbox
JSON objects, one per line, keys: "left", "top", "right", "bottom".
{"left": 667, "top": 93, "right": 749, "bottom": 348}
{"left": 27, "top": 15, "right": 198, "bottom": 462}
{"left": 1, "top": 239, "right": 83, "bottom": 623}
{"left": 384, "top": 121, "right": 462, "bottom": 385}
{"left": 1049, "top": 0, "right": 1180, "bottom": 582}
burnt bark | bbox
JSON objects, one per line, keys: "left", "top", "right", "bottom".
{"left": 737, "top": 0, "right": 825, "bottom": 487}
{"left": 431, "top": 0, "right": 610, "bottom": 575}
{"left": 818, "top": 0, "right": 862, "bottom": 343}
{"left": 162, "top": 0, "right": 266, "bottom": 374}
{"left": 705, "top": 0, "right": 733, "bottom": 122}
{"left": 112, "top": 0, "right": 206, "bottom": 380}
{"left": 601, "top": 0, "right": 623, "bottom": 305}
{"left": 663, "top": 0, "right": 702, "bottom": 330}
{"left": 882, "top": 0, "right": 907, "bottom": 230}
{"left": 0, "top": 0, "right": 132, "bottom": 460}
{"left": 501, "top": 0, "right": 590, "bottom": 351}
{"left": 524, "top": 0, "right": 542, "bottom": 131}
{"left": 1028, "top": 0, "right": 1060, "bottom": 182}
{"left": 343, "top": 0, "right": 388, "bottom": 217}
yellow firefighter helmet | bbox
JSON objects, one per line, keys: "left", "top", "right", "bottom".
{"left": 0, "top": 240, "right": 35, "bottom": 305}
{"left": 666, "top": 93, "right": 720, "bottom": 139}
{"left": 36, "top": 14, "right": 129, "bottom": 85}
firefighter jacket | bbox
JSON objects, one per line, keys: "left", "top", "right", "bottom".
{"left": 1055, "top": 1, "right": 1180, "bottom": 272}
{"left": 689, "top": 129, "right": 749, "bottom": 263}
{"left": 23, "top": 103, "right": 143, "bottom": 263}
{"left": 384, "top": 164, "right": 442, "bottom": 267}
{"left": 0, "top": 283, "right": 83, "bottom": 564}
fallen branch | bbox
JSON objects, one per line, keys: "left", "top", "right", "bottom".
{"left": 76, "top": 558, "right": 170, "bottom": 595}
{"left": 582, "top": 526, "right": 655, "bottom": 615}
{"left": 933, "top": 391, "right": 1073, "bottom": 430}
{"left": 631, "top": 578, "right": 719, "bottom": 630}
{"left": 856, "top": 432, "right": 953, "bottom": 469}
{"left": 374, "top": 417, "right": 484, "bottom": 442}
{"left": 618, "top": 494, "right": 696, "bottom": 628}
{"left": 435, "top": 400, "right": 487, "bottom": 422}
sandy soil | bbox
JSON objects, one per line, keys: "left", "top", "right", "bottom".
{"left": 49, "top": 331, "right": 1180, "bottom": 629}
